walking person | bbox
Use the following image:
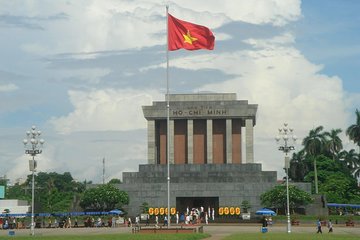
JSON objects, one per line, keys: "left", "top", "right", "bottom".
{"left": 163, "top": 216, "right": 168, "bottom": 226}
{"left": 155, "top": 215, "right": 158, "bottom": 227}
{"left": 316, "top": 219, "right": 322, "bottom": 234}
{"left": 135, "top": 215, "right": 139, "bottom": 227}
{"left": 145, "top": 215, "right": 149, "bottom": 226}
{"left": 47, "top": 217, "right": 52, "bottom": 228}
{"left": 327, "top": 219, "right": 333, "bottom": 233}
{"left": 67, "top": 217, "right": 72, "bottom": 228}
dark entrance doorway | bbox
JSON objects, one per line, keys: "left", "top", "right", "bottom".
{"left": 176, "top": 197, "right": 219, "bottom": 214}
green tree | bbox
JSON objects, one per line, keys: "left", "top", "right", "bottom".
{"left": 290, "top": 125, "right": 360, "bottom": 204}
{"left": 352, "top": 158, "right": 360, "bottom": 178}
{"left": 302, "top": 126, "right": 326, "bottom": 193}
{"left": 5, "top": 183, "right": 27, "bottom": 200}
{"left": 339, "top": 149, "right": 360, "bottom": 178}
{"left": 140, "top": 202, "right": 149, "bottom": 214}
{"left": 241, "top": 200, "right": 251, "bottom": 213}
{"left": 260, "top": 185, "right": 312, "bottom": 214}
{"left": 338, "top": 149, "right": 358, "bottom": 170}
{"left": 289, "top": 150, "right": 309, "bottom": 182}
{"left": 320, "top": 173, "right": 358, "bottom": 203}
{"left": 31, "top": 172, "right": 80, "bottom": 212}
{"left": 346, "top": 109, "right": 360, "bottom": 152}
{"left": 80, "top": 184, "right": 129, "bottom": 211}
{"left": 6, "top": 172, "right": 84, "bottom": 213}
{"left": 108, "top": 178, "right": 122, "bottom": 184}
{"left": 324, "top": 128, "right": 343, "bottom": 160}
{"left": 303, "top": 155, "right": 360, "bottom": 203}
{"left": 303, "top": 126, "right": 326, "bottom": 156}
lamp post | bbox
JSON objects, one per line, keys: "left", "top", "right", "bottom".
{"left": 276, "top": 123, "right": 296, "bottom": 234}
{"left": 23, "top": 125, "right": 44, "bottom": 236}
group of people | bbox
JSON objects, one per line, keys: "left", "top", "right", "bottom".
{"left": 125, "top": 205, "right": 216, "bottom": 228}
{"left": 146, "top": 206, "right": 216, "bottom": 227}
{"left": 316, "top": 219, "right": 333, "bottom": 233}
{"left": 0, "top": 217, "right": 20, "bottom": 229}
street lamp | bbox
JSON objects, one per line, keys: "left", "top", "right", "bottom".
{"left": 23, "top": 125, "right": 44, "bottom": 236}
{"left": 276, "top": 123, "right": 296, "bottom": 234}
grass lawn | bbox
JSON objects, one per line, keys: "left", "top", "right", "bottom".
{"left": 223, "top": 233, "right": 360, "bottom": 240}
{"left": 0, "top": 233, "right": 209, "bottom": 240}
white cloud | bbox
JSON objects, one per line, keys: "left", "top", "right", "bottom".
{"left": 0, "top": 83, "right": 18, "bottom": 92}
{"left": 171, "top": 0, "right": 301, "bottom": 26}
{"left": 50, "top": 88, "right": 163, "bottom": 134}
{"left": 244, "top": 32, "right": 295, "bottom": 48}
{"left": 20, "top": 43, "right": 49, "bottom": 56}
{"left": 55, "top": 68, "right": 112, "bottom": 85}
{"left": 2, "top": 0, "right": 301, "bottom": 56}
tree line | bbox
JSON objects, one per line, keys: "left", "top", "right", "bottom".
{"left": 289, "top": 109, "right": 360, "bottom": 203}
{"left": 1, "top": 173, "right": 128, "bottom": 214}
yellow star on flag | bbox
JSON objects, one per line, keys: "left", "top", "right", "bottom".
{"left": 183, "top": 30, "right": 198, "bottom": 44}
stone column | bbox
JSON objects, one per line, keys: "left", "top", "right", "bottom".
{"left": 226, "top": 119, "right": 232, "bottom": 164}
{"left": 207, "top": 119, "right": 213, "bottom": 164}
{"left": 169, "top": 119, "right": 174, "bottom": 164}
{"left": 187, "top": 119, "right": 193, "bottom": 164}
{"left": 147, "top": 120, "right": 156, "bottom": 164}
{"left": 245, "top": 118, "right": 254, "bottom": 163}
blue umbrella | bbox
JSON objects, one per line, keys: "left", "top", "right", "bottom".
{"left": 255, "top": 208, "right": 276, "bottom": 216}
{"left": 109, "top": 209, "right": 123, "bottom": 215}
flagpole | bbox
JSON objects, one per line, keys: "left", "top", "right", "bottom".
{"left": 166, "top": 5, "right": 171, "bottom": 228}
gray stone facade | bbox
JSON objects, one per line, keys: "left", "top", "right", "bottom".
{"left": 119, "top": 93, "right": 311, "bottom": 218}
{"left": 121, "top": 163, "right": 277, "bottom": 216}
{"left": 142, "top": 93, "right": 258, "bottom": 164}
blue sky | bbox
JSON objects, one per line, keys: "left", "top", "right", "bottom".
{"left": 0, "top": 0, "right": 358, "bottom": 184}
{"left": 296, "top": 0, "right": 360, "bottom": 94}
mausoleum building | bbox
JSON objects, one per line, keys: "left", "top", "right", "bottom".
{"left": 121, "top": 93, "right": 278, "bottom": 217}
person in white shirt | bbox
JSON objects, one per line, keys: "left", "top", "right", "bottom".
{"left": 185, "top": 214, "right": 190, "bottom": 225}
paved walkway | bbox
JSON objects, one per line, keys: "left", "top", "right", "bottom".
{"left": 203, "top": 225, "right": 360, "bottom": 239}
{"left": 1, "top": 224, "right": 359, "bottom": 239}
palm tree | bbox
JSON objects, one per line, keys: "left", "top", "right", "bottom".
{"left": 352, "top": 158, "right": 360, "bottom": 178}
{"left": 339, "top": 149, "right": 360, "bottom": 178}
{"left": 302, "top": 126, "right": 326, "bottom": 194}
{"left": 338, "top": 149, "right": 358, "bottom": 169}
{"left": 346, "top": 109, "right": 360, "bottom": 153}
{"left": 324, "top": 128, "right": 343, "bottom": 160}
{"left": 303, "top": 126, "right": 326, "bottom": 155}
{"left": 289, "top": 150, "right": 308, "bottom": 181}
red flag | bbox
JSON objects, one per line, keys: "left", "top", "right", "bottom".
{"left": 168, "top": 14, "right": 215, "bottom": 51}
